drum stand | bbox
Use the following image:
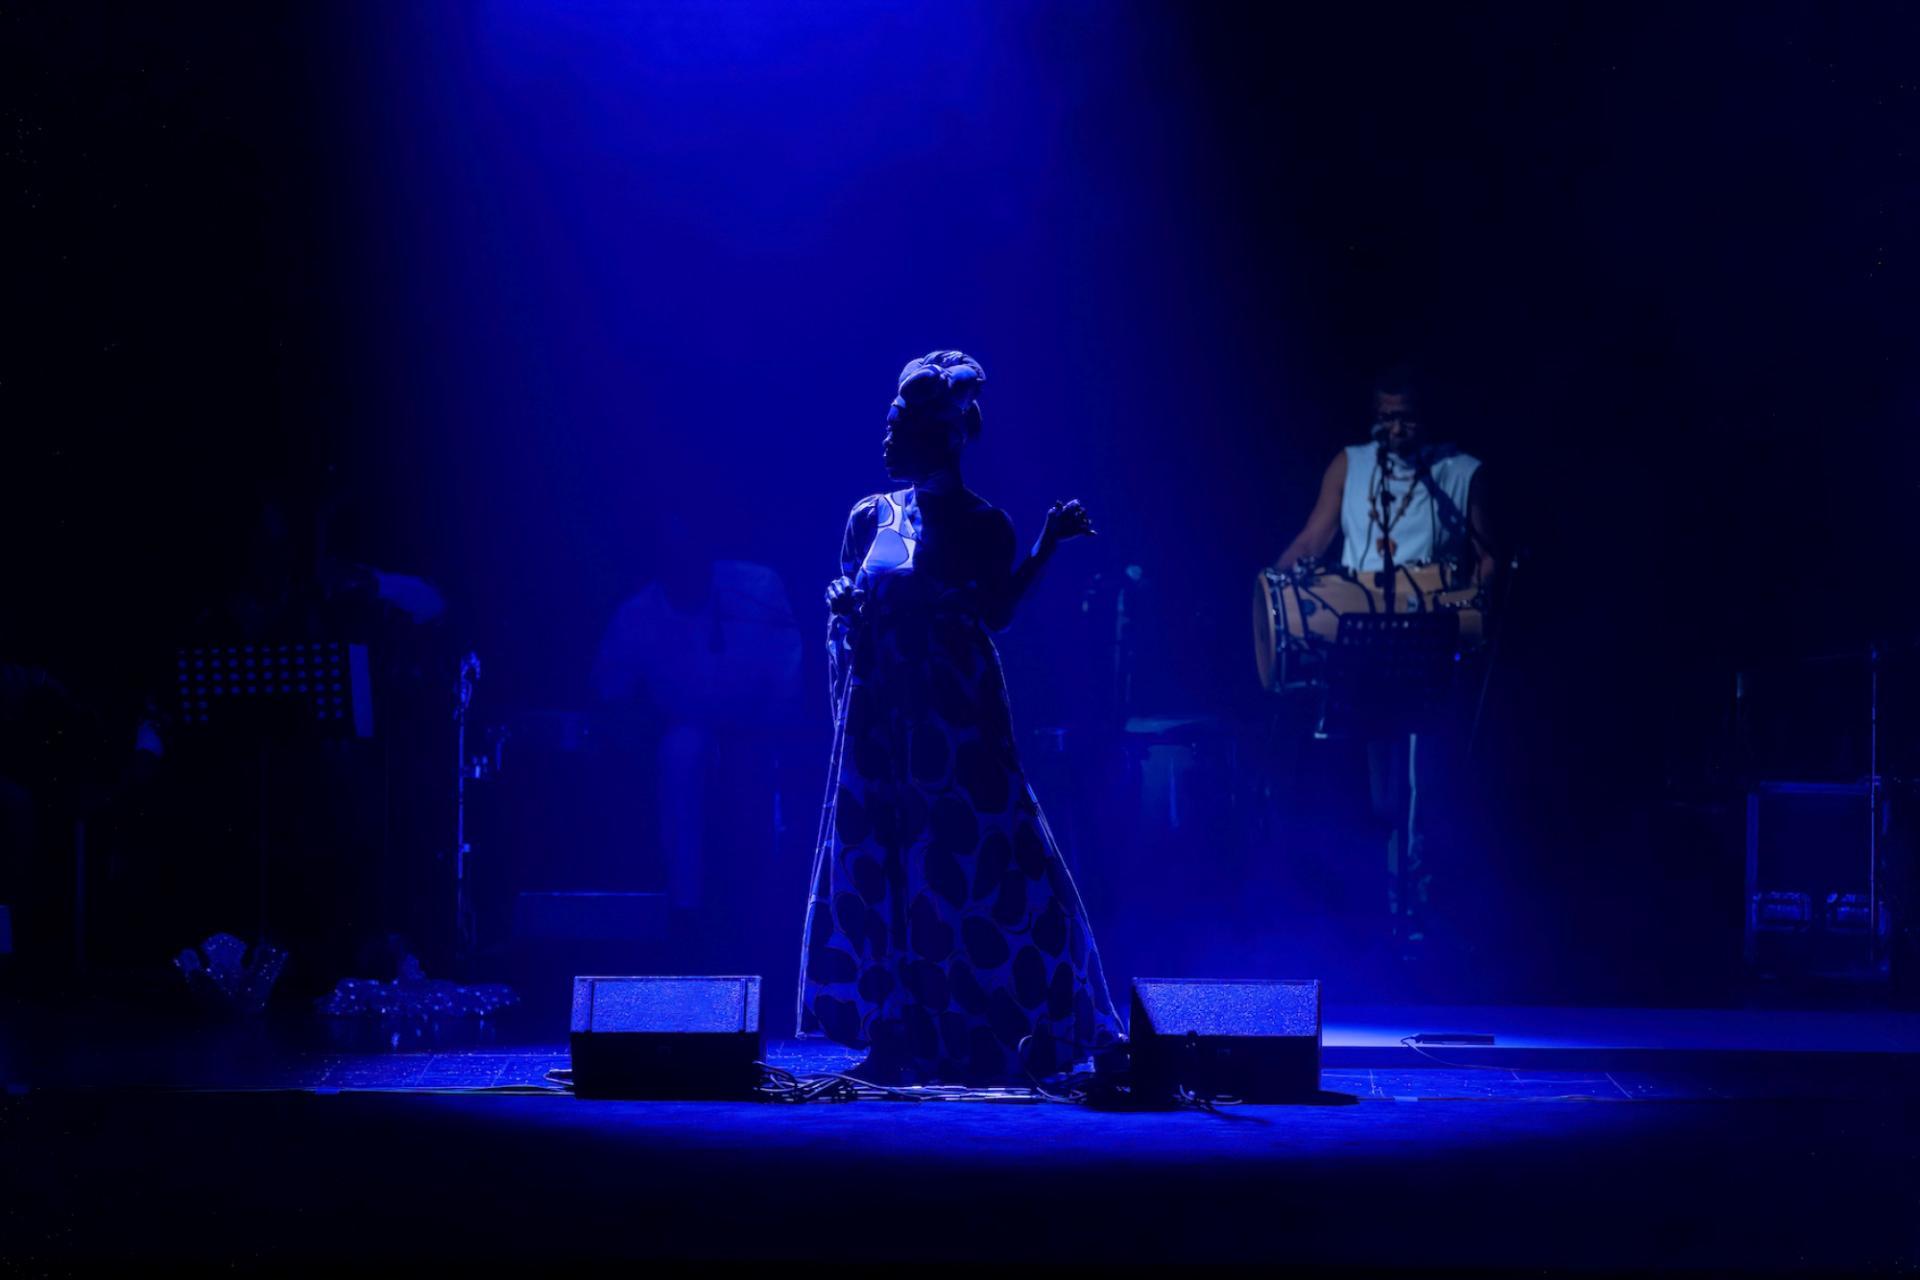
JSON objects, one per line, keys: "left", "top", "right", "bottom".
{"left": 1466, "top": 551, "right": 1523, "bottom": 759}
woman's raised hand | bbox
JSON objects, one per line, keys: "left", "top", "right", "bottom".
{"left": 1040, "top": 499, "right": 1098, "bottom": 552}
{"left": 825, "top": 575, "right": 865, "bottom": 617}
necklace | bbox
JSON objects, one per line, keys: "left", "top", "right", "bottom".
{"left": 1367, "top": 460, "right": 1420, "bottom": 563}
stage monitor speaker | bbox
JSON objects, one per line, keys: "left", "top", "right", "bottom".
{"left": 569, "top": 975, "right": 763, "bottom": 1100}
{"left": 1129, "top": 978, "right": 1321, "bottom": 1104}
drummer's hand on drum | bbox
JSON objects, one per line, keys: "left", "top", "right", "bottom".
{"left": 1039, "top": 499, "right": 1097, "bottom": 554}
{"left": 825, "top": 575, "right": 865, "bottom": 617}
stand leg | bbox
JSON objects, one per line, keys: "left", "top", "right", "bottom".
{"left": 72, "top": 817, "right": 87, "bottom": 977}
{"left": 258, "top": 744, "right": 270, "bottom": 944}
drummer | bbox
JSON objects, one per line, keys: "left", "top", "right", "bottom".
{"left": 1269, "top": 365, "right": 1494, "bottom": 980}
{"left": 1272, "top": 365, "right": 1492, "bottom": 584}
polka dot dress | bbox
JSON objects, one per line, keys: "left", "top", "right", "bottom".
{"left": 798, "top": 489, "right": 1122, "bottom": 1083}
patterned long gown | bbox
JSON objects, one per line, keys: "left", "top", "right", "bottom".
{"left": 798, "top": 486, "right": 1122, "bottom": 1082}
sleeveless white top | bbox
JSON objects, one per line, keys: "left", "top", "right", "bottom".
{"left": 1338, "top": 443, "right": 1482, "bottom": 573}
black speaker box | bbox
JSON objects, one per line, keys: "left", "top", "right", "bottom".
{"left": 569, "top": 975, "right": 763, "bottom": 1100}
{"left": 1129, "top": 977, "right": 1321, "bottom": 1103}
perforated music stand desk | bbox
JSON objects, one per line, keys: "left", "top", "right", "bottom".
{"left": 1318, "top": 612, "right": 1461, "bottom": 740}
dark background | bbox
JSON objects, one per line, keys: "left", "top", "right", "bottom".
{"left": 6, "top": 1, "right": 1917, "bottom": 1013}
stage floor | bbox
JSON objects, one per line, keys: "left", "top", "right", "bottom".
{"left": 1326, "top": 1002, "right": 1920, "bottom": 1059}
{"left": 10, "top": 997, "right": 1919, "bottom": 1091}
{"left": 5, "top": 998, "right": 1919, "bottom": 1269}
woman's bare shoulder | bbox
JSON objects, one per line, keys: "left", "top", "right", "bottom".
{"left": 957, "top": 487, "right": 1003, "bottom": 517}
{"left": 973, "top": 499, "right": 1016, "bottom": 547}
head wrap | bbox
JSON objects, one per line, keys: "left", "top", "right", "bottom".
{"left": 888, "top": 349, "right": 986, "bottom": 437}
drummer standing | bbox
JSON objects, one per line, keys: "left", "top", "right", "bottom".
{"left": 1273, "top": 368, "right": 1492, "bottom": 582}
{"left": 1271, "top": 366, "right": 1494, "bottom": 974}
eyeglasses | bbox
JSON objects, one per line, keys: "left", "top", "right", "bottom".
{"left": 1373, "top": 415, "right": 1420, "bottom": 432}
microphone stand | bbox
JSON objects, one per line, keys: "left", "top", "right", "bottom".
{"left": 1375, "top": 442, "right": 1397, "bottom": 614}
{"left": 452, "top": 652, "right": 481, "bottom": 961}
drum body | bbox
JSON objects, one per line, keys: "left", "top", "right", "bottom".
{"left": 1254, "top": 563, "right": 1485, "bottom": 691}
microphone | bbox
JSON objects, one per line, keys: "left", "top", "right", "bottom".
{"left": 456, "top": 651, "right": 482, "bottom": 718}
{"left": 1373, "top": 428, "right": 1428, "bottom": 471}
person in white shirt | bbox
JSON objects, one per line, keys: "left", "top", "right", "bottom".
{"left": 1273, "top": 367, "right": 1492, "bottom": 583}
{"left": 593, "top": 548, "right": 803, "bottom": 925}
{"left": 1270, "top": 366, "right": 1495, "bottom": 975}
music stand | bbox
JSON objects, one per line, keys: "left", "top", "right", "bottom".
{"left": 173, "top": 642, "right": 375, "bottom": 944}
{"left": 1318, "top": 612, "right": 1461, "bottom": 740}
{"left": 175, "top": 642, "right": 374, "bottom": 740}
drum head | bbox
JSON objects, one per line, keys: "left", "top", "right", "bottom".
{"left": 1253, "top": 571, "right": 1279, "bottom": 690}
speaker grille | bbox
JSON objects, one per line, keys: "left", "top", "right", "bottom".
{"left": 571, "top": 976, "right": 761, "bottom": 1035}
{"left": 1132, "top": 978, "right": 1319, "bottom": 1039}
